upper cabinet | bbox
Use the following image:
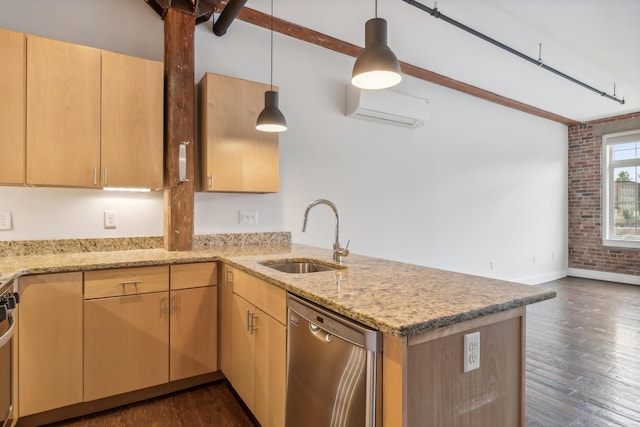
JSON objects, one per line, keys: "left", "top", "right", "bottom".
{"left": 0, "top": 29, "right": 25, "bottom": 185}
{"left": 24, "top": 34, "right": 163, "bottom": 189}
{"left": 26, "top": 35, "right": 102, "bottom": 187}
{"left": 199, "top": 72, "right": 279, "bottom": 193}
{"left": 101, "top": 51, "right": 163, "bottom": 189}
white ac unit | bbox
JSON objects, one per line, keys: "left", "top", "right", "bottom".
{"left": 345, "top": 84, "right": 429, "bottom": 128}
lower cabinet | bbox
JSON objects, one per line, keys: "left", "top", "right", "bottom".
{"left": 229, "top": 268, "right": 287, "bottom": 427}
{"left": 84, "top": 291, "right": 169, "bottom": 401}
{"left": 17, "top": 262, "right": 218, "bottom": 420}
{"left": 18, "top": 273, "right": 83, "bottom": 416}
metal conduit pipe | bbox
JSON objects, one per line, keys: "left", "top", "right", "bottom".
{"left": 401, "top": 0, "right": 625, "bottom": 104}
{"left": 212, "top": 0, "right": 248, "bottom": 36}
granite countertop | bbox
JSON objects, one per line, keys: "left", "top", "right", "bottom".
{"left": 0, "top": 241, "right": 555, "bottom": 337}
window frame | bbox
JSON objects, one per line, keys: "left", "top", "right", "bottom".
{"left": 602, "top": 129, "right": 640, "bottom": 249}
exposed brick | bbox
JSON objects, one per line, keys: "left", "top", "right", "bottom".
{"left": 569, "top": 111, "right": 640, "bottom": 274}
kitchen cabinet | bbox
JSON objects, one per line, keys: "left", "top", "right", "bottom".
{"left": 83, "top": 266, "right": 170, "bottom": 401}
{"left": 229, "top": 268, "right": 286, "bottom": 427}
{"left": 199, "top": 72, "right": 279, "bottom": 193}
{"left": 26, "top": 35, "right": 101, "bottom": 187}
{"left": 18, "top": 273, "right": 83, "bottom": 416}
{"left": 0, "top": 29, "right": 25, "bottom": 185}
{"left": 169, "top": 262, "right": 218, "bottom": 381}
{"left": 25, "top": 35, "right": 163, "bottom": 189}
{"left": 218, "top": 264, "right": 234, "bottom": 378}
{"left": 101, "top": 50, "right": 163, "bottom": 189}
{"left": 84, "top": 263, "right": 218, "bottom": 401}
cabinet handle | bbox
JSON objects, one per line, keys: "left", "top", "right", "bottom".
{"left": 250, "top": 313, "right": 258, "bottom": 334}
{"left": 104, "top": 166, "right": 108, "bottom": 186}
{"left": 208, "top": 173, "right": 213, "bottom": 189}
{"left": 161, "top": 297, "right": 167, "bottom": 315}
{"left": 246, "top": 310, "right": 251, "bottom": 332}
{"left": 226, "top": 269, "right": 233, "bottom": 287}
{"left": 93, "top": 166, "right": 97, "bottom": 186}
{"left": 173, "top": 294, "right": 177, "bottom": 312}
{"left": 118, "top": 280, "right": 140, "bottom": 288}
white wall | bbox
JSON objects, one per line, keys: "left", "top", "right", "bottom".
{"left": 0, "top": 0, "right": 567, "bottom": 284}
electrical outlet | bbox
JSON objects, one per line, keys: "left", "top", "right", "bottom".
{"left": 104, "top": 211, "right": 117, "bottom": 229}
{"left": 464, "top": 331, "right": 480, "bottom": 372}
{"left": 239, "top": 210, "right": 258, "bottom": 225}
{"left": 0, "top": 211, "right": 12, "bottom": 230}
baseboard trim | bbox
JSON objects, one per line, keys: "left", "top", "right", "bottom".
{"left": 567, "top": 268, "right": 640, "bottom": 286}
{"left": 513, "top": 270, "right": 567, "bottom": 285}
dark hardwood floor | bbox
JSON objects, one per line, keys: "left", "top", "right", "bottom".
{"left": 45, "top": 277, "right": 639, "bottom": 427}
{"left": 526, "top": 277, "right": 640, "bottom": 427}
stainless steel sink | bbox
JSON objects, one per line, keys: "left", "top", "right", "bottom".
{"left": 260, "top": 259, "right": 342, "bottom": 274}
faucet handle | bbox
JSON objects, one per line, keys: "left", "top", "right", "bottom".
{"left": 336, "top": 239, "right": 350, "bottom": 259}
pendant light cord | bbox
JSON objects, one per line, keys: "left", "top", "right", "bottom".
{"left": 270, "top": 0, "right": 274, "bottom": 90}
{"left": 375, "top": 0, "right": 378, "bottom": 18}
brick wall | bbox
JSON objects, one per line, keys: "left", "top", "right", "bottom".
{"left": 568, "top": 111, "right": 640, "bottom": 274}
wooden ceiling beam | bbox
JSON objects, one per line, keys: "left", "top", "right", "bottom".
{"left": 232, "top": 7, "right": 580, "bottom": 126}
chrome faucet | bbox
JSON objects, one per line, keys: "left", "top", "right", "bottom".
{"left": 302, "top": 199, "right": 350, "bottom": 263}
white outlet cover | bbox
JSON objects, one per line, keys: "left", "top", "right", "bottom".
{"left": 464, "top": 331, "right": 481, "bottom": 372}
{"left": 0, "top": 211, "right": 12, "bottom": 231}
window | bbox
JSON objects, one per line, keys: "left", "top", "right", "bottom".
{"left": 603, "top": 130, "right": 640, "bottom": 248}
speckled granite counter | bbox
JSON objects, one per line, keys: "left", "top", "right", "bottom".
{"left": 0, "top": 240, "right": 555, "bottom": 337}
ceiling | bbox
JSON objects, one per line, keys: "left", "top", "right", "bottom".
{"left": 238, "top": 0, "right": 640, "bottom": 124}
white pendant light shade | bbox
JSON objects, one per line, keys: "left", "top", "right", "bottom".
{"left": 256, "top": 90, "right": 287, "bottom": 132}
{"left": 352, "top": 17, "right": 402, "bottom": 90}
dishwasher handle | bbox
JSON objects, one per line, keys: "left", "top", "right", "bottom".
{"left": 309, "top": 322, "right": 333, "bottom": 342}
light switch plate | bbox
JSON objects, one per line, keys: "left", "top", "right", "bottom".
{"left": 104, "top": 211, "right": 117, "bottom": 229}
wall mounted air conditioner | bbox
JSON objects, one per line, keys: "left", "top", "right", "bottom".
{"left": 345, "top": 84, "right": 429, "bottom": 129}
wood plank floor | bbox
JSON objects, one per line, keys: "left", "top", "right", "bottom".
{"left": 45, "top": 277, "right": 639, "bottom": 427}
{"left": 526, "top": 277, "right": 640, "bottom": 427}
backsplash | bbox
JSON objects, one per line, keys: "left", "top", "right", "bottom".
{"left": 0, "top": 232, "right": 291, "bottom": 256}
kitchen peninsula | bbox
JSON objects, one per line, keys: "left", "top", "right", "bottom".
{"left": 0, "top": 234, "right": 555, "bottom": 427}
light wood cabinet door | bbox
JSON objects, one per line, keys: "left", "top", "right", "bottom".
{"left": 0, "top": 29, "right": 25, "bottom": 185}
{"left": 18, "top": 273, "right": 83, "bottom": 416}
{"left": 218, "top": 264, "right": 234, "bottom": 378}
{"left": 169, "top": 286, "right": 217, "bottom": 381}
{"left": 199, "top": 72, "right": 279, "bottom": 193}
{"left": 170, "top": 262, "right": 217, "bottom": 291}
{"left": 26, "top": 35, "right": 101, "bottom": 187}
{"left": 101, "top": 51, "right": 163, "bottom": 189}
{"left": 230, "top": 294, "right": 256, "bottom": 408}
{"left": 254, "top": 307, "right": 287, "bottom": 427}
{"left": 84, "top": 292, "right": 169, "bottom": 401}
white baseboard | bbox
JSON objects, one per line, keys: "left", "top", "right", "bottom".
{"left": 513, "top": 270, "right": 568, "bottom": 285}
{"left": 567, "top": 268, "right": 640, "bottom": 286}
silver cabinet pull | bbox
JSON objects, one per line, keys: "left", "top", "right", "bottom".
{"left": 118, "top": 280, "right": 140, "bottom": 288}
{"left": 226, "top": 269, "right": 233, "bottom": 287}
{"left": 104, "top": 166, "right": 108, "bottom": 186}
{"left": 161, "top": 297, "right": 167, "bottom": 315}
{"left": 93, "top": 166, "right": 97, "bottom": 186}
{"left": 173, "top": 294, "right": 177, "bottom": 312}
{"left": 250, "top": 313, "right": 258, "bottom": 334}
{"left": 208, "top": 173, "right": 213, "bottom": 189}
{"left": 246, "top": 310, "right": 251, "bottom": 332}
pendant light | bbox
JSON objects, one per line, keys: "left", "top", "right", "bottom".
{"left": 256, "top": 0, "right": 287, "bottom": 132}
{"left": 351, "top": 0, "right": 402, "bottom": 90}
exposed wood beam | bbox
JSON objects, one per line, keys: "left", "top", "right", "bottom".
{"left": 164, "top": 8, "right": 196, "bottom": 251}
{"left": 229, "top": 6, "right": 580, "bottom": 126}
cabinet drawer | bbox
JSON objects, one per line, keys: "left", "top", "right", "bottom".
{"left": 170, "top": 262, "right": 217, "bottom": 290}
{"left": 84, "top": 266, "right": 169, "bottom": 299}
{"left": 233, "top": 268, "right": 286, "bottom": 325}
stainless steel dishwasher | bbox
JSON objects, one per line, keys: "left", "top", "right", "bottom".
{"left": 286, "top": 294, "right": 382, "bottom": 427}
